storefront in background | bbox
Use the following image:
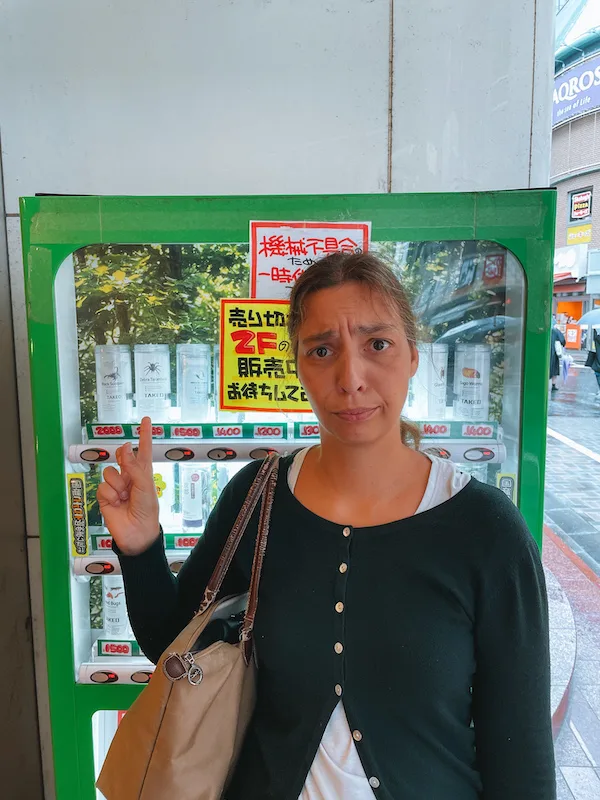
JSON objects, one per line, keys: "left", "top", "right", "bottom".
{"left": 553, "top": 243, "right": 590, "bottom": 327}
{"left": 552, "top": 50, "right": 600, "bottom": 333}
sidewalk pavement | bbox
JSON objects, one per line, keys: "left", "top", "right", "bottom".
{"left": 546, "top": 364, "right": 600, "bottom": 577}
{"left": 545, "top": 358, "right": 600, "bottom": 798}
{"left": 544, "top": 530, "right": 600, "bottom": 798}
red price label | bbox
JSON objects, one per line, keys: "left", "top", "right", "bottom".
{"left": 175, "top": 537, "right": 201, "bottom": 549}
{"left": 172, "top": 427, "right": 201, "bottom": 438}
{"left": 133, "top": 425, "right": 164, "bottom": 438}
{"left": 212, "top": 426, "right": 243, "bottom": 438}
{"left": 254, "top": 426, "right": 283, "bottom": 438}
{"left": 462, "top": 425, "right": 493, "bottom": 438}
{"left": 421, "top": 424, "right": 449, "bottom": 437}
{"left": 97, "top": 538, "right": 113, "bottom": 550}
{"left": 92, "top": 425, "right": 124, "bottom": 437}
{"left": 299, "top": 425, "right": 320, "bottom": 437}
{"left": 101, "top": 642, "right": 132, "bottom": 656}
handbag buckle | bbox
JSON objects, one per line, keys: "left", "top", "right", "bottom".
{"left": 187, "top": 665, "right": 204, "bottom": 685}
{"left": 163, "top": 652, "right": 203, "bottom": 686}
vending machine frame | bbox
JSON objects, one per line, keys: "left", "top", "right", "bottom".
{"left": 20, "top": 190, "right": 556, "bottom": 799}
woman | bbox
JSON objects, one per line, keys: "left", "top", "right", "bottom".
{"left": 98, "top": 252, "right": 555, "bottom": 800}
{"left": 586, "top": 328, "right": 600, "bottom": 400}
{"left": 550, "top": 321, "right": 565, "bottom": 393}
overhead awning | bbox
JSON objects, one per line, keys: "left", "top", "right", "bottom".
{"left": 553, "top": 277, "right": 587, "bottom": 294}
{"left": 553, "top": 271, "right": 574, "bottom": 283}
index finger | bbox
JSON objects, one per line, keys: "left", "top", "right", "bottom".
{"left": 137, "top": 416, "right": 154, "bottom": 468}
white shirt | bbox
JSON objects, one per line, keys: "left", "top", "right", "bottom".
{"left": 287, "top": 448, "right": 472, "bottom": 800}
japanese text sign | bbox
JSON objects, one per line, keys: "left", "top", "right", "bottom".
{"left": 219, "top": 299, "right": 311, "bottom": 413}
{"left": 250, "top": 220, "right": 371, "bottom": 299}
{"left": 68, "top": 474, "right": 88, "bottom": 557}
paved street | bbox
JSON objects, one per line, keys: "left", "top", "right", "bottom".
{"left": 545, "top": 357, "right": 600, "bottom": 799}
{"left": 546, "top": 363, "right": 600, "bottom": 577}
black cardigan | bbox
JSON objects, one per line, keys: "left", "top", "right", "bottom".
{"left": 117, "top": 456, "right": 556, "bottom": 800}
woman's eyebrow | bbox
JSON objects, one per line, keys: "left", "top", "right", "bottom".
{"left": 301, "top": 330, "right": 335, "bottom": 346}
{"left": 301, "top": 323, "right": 395, "bottom": 345}
{"left": 355, "top": 323, "right": 396, "bottom": 336}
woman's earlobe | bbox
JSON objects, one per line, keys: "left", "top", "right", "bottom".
{"left": 410, "top": 348, "right": 419, "bottom": 378}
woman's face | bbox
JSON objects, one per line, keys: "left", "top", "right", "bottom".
{"left": 296, "top": 282, "right": 418, "bottom": 446}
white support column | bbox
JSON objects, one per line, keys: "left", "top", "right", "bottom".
{"left": 391, "top": 0, "right": 554, "bottom": 191}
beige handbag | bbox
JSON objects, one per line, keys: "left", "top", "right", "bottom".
{"left": 97, "top": 453, "right": 280, "bottom": 800}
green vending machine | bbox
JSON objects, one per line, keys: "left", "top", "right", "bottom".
{"left": 20, "top": 191, "right": 555, "bottom": 798}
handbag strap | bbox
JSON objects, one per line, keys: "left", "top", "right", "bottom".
{"left": 197, "top": 452, "right": 280, "bottom": 615}
{"left": 240, "top": 462, "right": 279, "bottom": 663}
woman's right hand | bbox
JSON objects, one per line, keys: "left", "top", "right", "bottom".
{"left": 97, "top": 416, "right": 160, "bottom": 556}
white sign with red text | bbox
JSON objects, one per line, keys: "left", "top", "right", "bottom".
{"left": 250, "top": 221, "right": 371, "bottom": 299}
{"left": 461, "top": 424, "right": 494, "bottom": 438}
{"left": 419, "top": 423, "right": 450, "bottom": 438}
{"left": 133, "top": 424, "right": 165, "bottom": 438}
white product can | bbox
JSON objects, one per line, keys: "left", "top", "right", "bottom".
{"left": 177, "top": 344, "right": 211, "bottom": 421}
{"left": 217, "top": 466, "right": 230, "bottom": 497}
{"left": 453, "top": 344, "right": 491, "bottom": 421}
{"left": 102, "top": 576, "right": 133, "bottom": 639}
{"left": 213, "top": 344, "right": 243, "bottom": 423}
{"left": 95, "top": 345, "right": 133, "bottom": 422}
{"left": 134, "top": 344, "right": 171, "bottom": 419}
{"left": 412, "top": 344, "right": 449, "bottom": 419}
{"left": 180, "top": 465, "right": 210, "bottom": 531}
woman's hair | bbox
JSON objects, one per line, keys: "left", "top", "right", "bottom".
{"left": 288, "top": 251, "right": 421, "bottom": 448}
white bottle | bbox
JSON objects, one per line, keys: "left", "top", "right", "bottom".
{"left": 134, "top": 344, "right": 171, "bottom": 420}
{"left": 102, "top": 576, "right": 133, "bottom": 639}
{"left": 213, "top": 344, "right": 244, "bottom": 423}
{"left": 177, "top": 344, "right": 211, "bottom": 420}
{"left": 181, "top": 465, "right": 210, "bottom": 531}
{"left": 217, "top": 466, "right": 230, "bottom": 498}
{"left": 95, "top": 345, "right": 134, "bottom": 422}
{"left": 411, "top": 343, "right": 449, "bottom": 419}
{"left": 453, "top": 344, "right": 491, "bottom": 421}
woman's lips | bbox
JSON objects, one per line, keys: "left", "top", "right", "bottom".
{"left": 334, "top": 407, "right": 378, "bottom": 422}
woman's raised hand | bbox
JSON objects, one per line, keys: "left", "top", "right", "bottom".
{"left": 97, "top": 416, "right": 160, "bottom": 556}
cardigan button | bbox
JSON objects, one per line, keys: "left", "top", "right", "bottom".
{"left": 369, "top": 777, "right": 380, "bottom": 789}
{"left": 335, "top": 684, "right": 343, "bottom": 696}
{"left": 334, "top": 642, "right": 344, "bottom": 654}
{"left": 352, "top": 730, "right": 362, "bottom": 742}
{"left": 335, "top": 602, "right": 344, "bottom": 613}
{"left": 339, "top": 563, "right": 348, "bottom": 574}
{"left": 342, "top": 526, "right": 351, "bottom": 537}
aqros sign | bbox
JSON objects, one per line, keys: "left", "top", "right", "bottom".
{"left": 553, "top": 55, "right": 600, "bottom": 126}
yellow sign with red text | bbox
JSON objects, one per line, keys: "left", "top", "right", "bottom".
{"left": 219, "top": 299, "right": 311, "bottom": 413}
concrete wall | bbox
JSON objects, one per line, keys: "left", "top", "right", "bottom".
{"left": 554, "top": 171, "right": 600, "bottom": 250}
{"left": 0, "top": 153, "right": 44, "bottom": 799}
{"left": 550, "top": 107, "right": 600, "bottom": 251}
{"left": 551, "top": 112, "right": 600, "bottom": 182}
{"left": 0, "top": 1, "right": 553, "bottom": 210}
{"left": 0, "top": 1, "right": 554, "bottom": 797}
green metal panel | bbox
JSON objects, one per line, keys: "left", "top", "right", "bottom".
{"left": 20, "top": 191, "right": 556, "bottom": 799}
